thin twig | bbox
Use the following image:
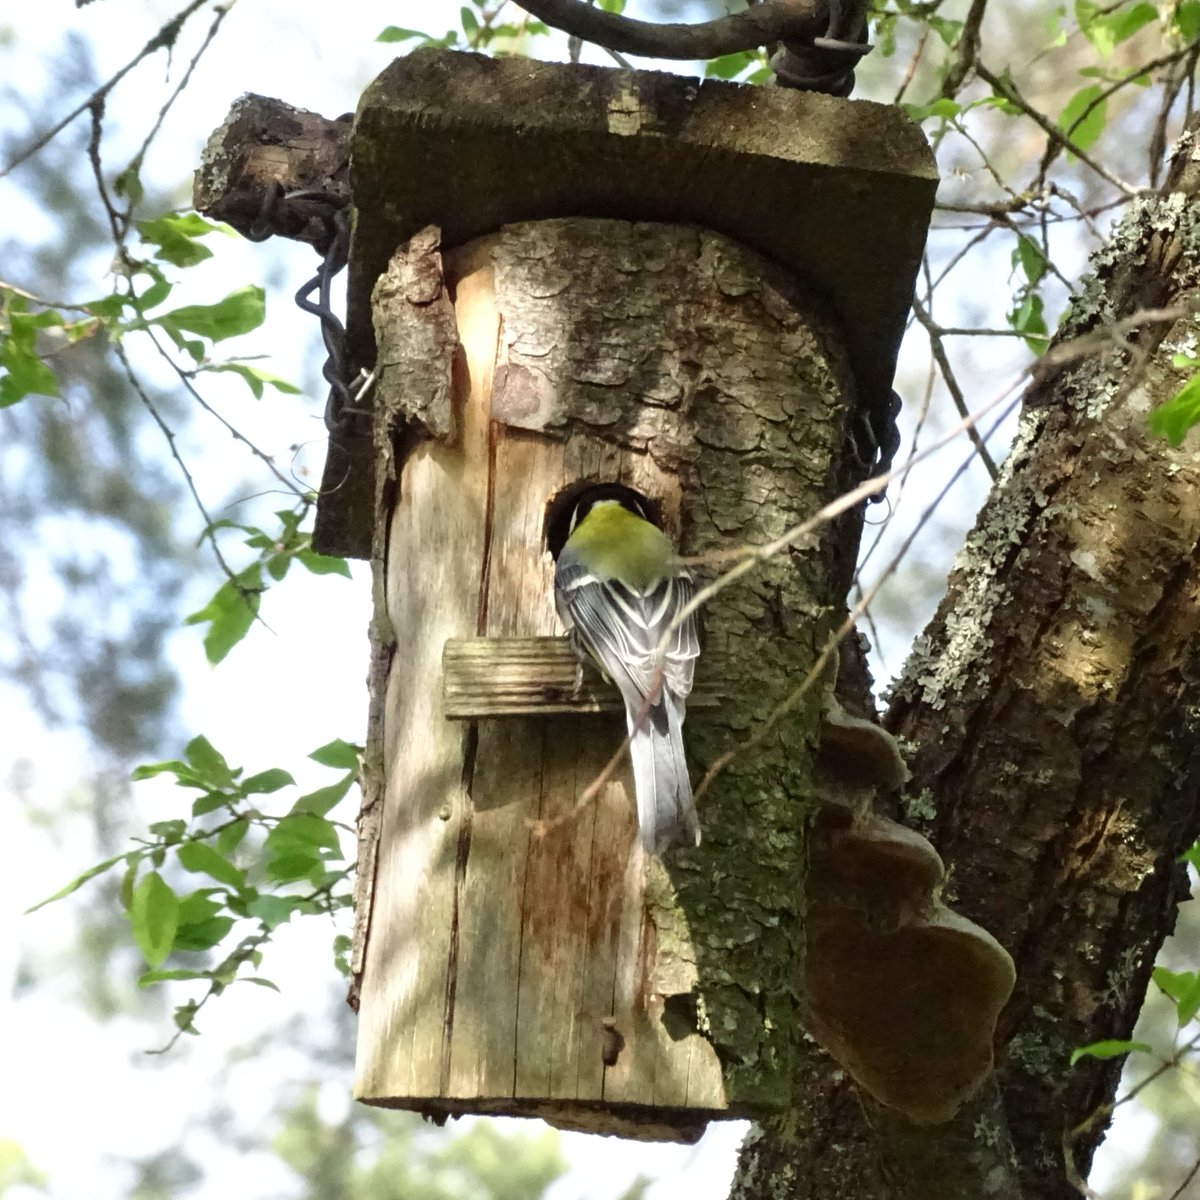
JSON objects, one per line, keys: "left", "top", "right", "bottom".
{"left": 111, "top": 338, "right": 241, "bottom": 587}
{"left": 1064, "top": 1030, "right": 1200, "bottom": 1197}
{"left": 910, "top": 297, "right": 1000, "bottom": 478}
{"left": 926, "top": 223, "right": 1003, "bottom": 294}
{"left": 1033, "top": 304, "right": 1193, "bottom": 380}
{"left": 143, "top": 327, "right": 307, "bottom": 499}
{"left": 975, "top": 61, "right": 1143, "bottom": 197}
{"left": 893, "top": 21, "right": 930, "bottom": 104}
{"left": 0, "top": 281, "right": 99, "bottom": 313}
{"left": 939, "top": 0, "right": 987, "bottom": 96}
{"left": 122, "top": 0, "right": 236, "bottom": 186}
{"left": 695, "top": 394, "right": 1017, "bottom": 804}
{"left": 952, "top": 116, "right": 1022, "bottom": 202}
{"left": 1038, "top": 41, "right": 1200, "bottom": 188}
{"left": 1167, "top": 1155, "right": 1200, "bottom": 1200}
{"left": 0, "top": 0, "right": 212, "bottom": 179}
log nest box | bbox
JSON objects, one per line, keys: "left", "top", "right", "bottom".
{"left": 247, "top": 49, "right": 1015, "bottom": 1136}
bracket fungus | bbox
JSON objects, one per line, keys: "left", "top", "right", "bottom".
{"left": 806, "top": 685, "right": 1016, "bottom": 1124}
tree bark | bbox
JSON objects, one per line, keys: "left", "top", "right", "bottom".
{"left": 731, "top": 122, "right": 1200, "bottom": 1200}
{"left": 353, "top": 218, "right": 867, "bottom": 1135}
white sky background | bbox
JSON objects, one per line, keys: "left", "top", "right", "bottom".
{"left": 0, "top": 0, "right": 1181, "bottom": 1195}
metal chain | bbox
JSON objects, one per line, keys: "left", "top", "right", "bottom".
{"left": 771, "top": 0, "right": 872, "bottom": 96}
{"left": 250, "top": 184, "right": 371, "bottom": 444}
{"left": 855, "top": 388, "right": 903, "bottom": 503}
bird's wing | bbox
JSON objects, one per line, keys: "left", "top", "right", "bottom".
{"left": 556, "top": 561, "right": 698, "bottom": 705}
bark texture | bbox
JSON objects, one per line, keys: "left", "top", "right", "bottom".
{"left": 319, "top": 47, "right": 936, "bottom": 558}
{"left": 727, "top": 125, "right": 1200, "bottom": 1200}
{"left": 880, "top": 141, "right": 1200, "bottom": 1195}
{"left": 193, "top": 94, "right": 350, "bottom": 245}
{"left": 353, "top": 218, "right": 865, "bottom": 1134}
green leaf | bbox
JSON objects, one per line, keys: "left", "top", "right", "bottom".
{"left": 172, "top": 888, "right": 235, "bottom": 950}
{"left": 129, "top": 872, "right": 180, "bottom": 968}
{"left": 241, "top": 976, "right": 281, "bottom": 992}
{"left": 138, "top": 968, "right": 212, "bottom": 986}
{"left": 84, "top": 293, "right": 133, "bottom": 320}
{"left": 874, "top": 11, "right": 896, "bottom": 56}
{"left": 192, "top": 791, "right": 233, "bottom": 817}
{"left": 293, "top": 773, "right": 355, "bottom": 817}
{"left": 376, "top": 25, "right": 429, "bottom": 42}
{"left": 927, "top": 15, "right": 962, "bottom": 44}
{"left": 216, "top": 818, "right": 250, "bottom": 855}
{"left": 137, "top": 268, "right": 173, "bottom": 314}
{"left": 978, "top": 91, "right": 1020, "bottom": 117}
{"left": 266, "top": 813, "right": 342, "bottom": 856}
{"left": 184, "top": 568, "right": 262, "bottom": 664}
{"left": 1181, "top": 840, "right": 1200, "bottom": 870}
{"left": 265, "top": 852, "right": 323, "bottom": 883}
{"left": 705, "top": 51, "right": 755, "bottom": 79}
{"left": 0, "top": 303, "right": 61, "bottom": 407}
{"left": 902, "top": 97, "right": 961, "bottom": 123}
{"left": 247, "top": 894, "right": 301, "bottom": 929}
{"left": 120, "top": 860, "right": 138, "bottom": 910}
{"left": 206, "top": 361, "right": 301, "bottom": 399}
{"left": 149, "top": 819, "right": 188, "bottom": 842}
{"left": 114, "top": 163, "right": 144, "bottom": 205}
{"left": 1009, "top": 291, "right": 1049, "bottom": 352}
{"left": 1069, "top": 1038, "right": 1151, "bottom": 1065}
{"left": 173, "top": 916, "right": 235, "bottom": 951}
{"left": 178, "top": 841, "right": 245, "bottom": 888}
{"left": 136, "top": 213, "right": 217, "bottom": 268}
{"left": 241, "top": 768, "right": 295, "bottom": 795}
{"left": 173, "top": 1000, "right": 200, "bottom": 1034}
{"left": 26, "top": 852, "right": 129, "bottom": 913}
{"left": 333, "top": 933, "right": 352, "bottom": 976}
{"left": 1175, "top": 0, "right": 1200, "bottom": 40}
{"left": 1076, "top": 0, "right": 1156, "bottom": 57}
{"left": 185, "top": 735, "right": 238, "bottom": 788}
{"left": 309, "top": 739, "right": 362, "bottom": 769}
{"left": 132, "top": 758, "right": 191, "bottom": 782}
{"left": 459, "top": 5, "right": 479, "bottom": 36}
{"left": 1059, "top": 85, "right": 1107, "bottom": 152}
{"left": 1014, "top": 235, "right": 1047, "bottom": 287}
{"left": 597, "top": 0, "right": 625, "bottom": 12}
{"left": 0, "top": 352, "right": 58, "bottom": 406}
{"left": 1149, "top": 374, "right": 1200, "bottom": 446}
{"left": 1153, "top": 967, "right": 1200, "bottom": 1026}
{"left": 295, "top": 549, "right": 352, "bottom": 578}
{"left": 156, "top": 285, "right": 266, "bottom": 345}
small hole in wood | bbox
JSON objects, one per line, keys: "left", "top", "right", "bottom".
{"left": 661, "top": 992, "right": 700, "bottom": 1042}
{"left": 543, "top": 480, "right": 665, "bottom": 560}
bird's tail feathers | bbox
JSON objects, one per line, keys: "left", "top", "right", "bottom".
{"left": 626, "top": 692, "right": 700, "bottom": 855}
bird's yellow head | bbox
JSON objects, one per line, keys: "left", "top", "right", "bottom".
{"left": 560, "top": 487, "right": 676, "bottom": 591}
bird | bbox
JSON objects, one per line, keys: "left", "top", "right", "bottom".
{"left": 553, "top": 483, "right": 701, "bottom": 854}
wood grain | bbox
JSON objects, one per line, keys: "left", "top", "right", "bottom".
{"left": 442, "top": 636, "right": 721, "bottom": 717}
{"left": 353, "top": 218, "right": 859, "bottom": 1135}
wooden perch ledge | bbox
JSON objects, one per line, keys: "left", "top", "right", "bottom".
{"left": 443, "top": 637, "right": 720, "bottom": 718}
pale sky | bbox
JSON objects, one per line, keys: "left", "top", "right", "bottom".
{"left": 0, "top": 1, "right": 1181, "bottom": 1196}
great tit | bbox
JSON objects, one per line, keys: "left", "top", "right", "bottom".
{"left": 553, "top": 484, "right": 700, "bottom": 854}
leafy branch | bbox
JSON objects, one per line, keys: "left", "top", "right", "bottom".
{"left": 29, "top": 734, "right": 362, "bottom": 1046}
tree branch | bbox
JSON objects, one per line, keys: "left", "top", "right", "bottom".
{"left": 0, "top": 0, "right": 213, "bottom": 179}
{"left": 885, "top": 118, "right": 1200, "bottom": 1197}
{"left": 513, "top": 0, "right": 827, "bottom": 59}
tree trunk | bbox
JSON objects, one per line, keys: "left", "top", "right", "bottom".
{"left": 733, "top": 122, "right": 1200, "bottom": 1200}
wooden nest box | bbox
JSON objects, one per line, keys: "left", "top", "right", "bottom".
{"left": 314, "top": 50, "right": 951, "bottom": 1138}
